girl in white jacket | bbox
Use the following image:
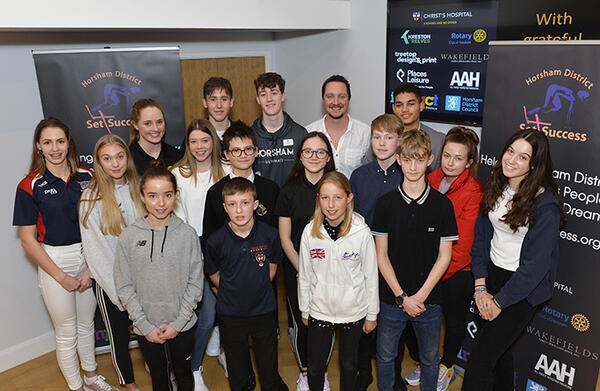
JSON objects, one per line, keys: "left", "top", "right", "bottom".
{"left": 79, "top": 134, "right": 145, "bottom": 391}
{"left": 298, "top": 171, "right": 379, "bottom": 391}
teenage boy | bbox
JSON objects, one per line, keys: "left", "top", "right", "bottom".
{"left": 251, "top": 72, "right": 306, "bottom": 187}
{"left": 204, "top": 178, "right": 285, "bottom": 391}
{"left": 202, "top": 121, "right": 280, "bottom": 250}
{"left": 392, "top": 84, "right": 445, "bottom": 171}
{"left": 372, "top": 129, "right": 458, "bottom": 391}
{"left": 349, "top": 113, "right": 403, "bottom": 391}
{"left": 203, "top": 77, "right": 235, "bottom": 139}
{"left": 306, "top": 75, "right": 372, "bottom": 178}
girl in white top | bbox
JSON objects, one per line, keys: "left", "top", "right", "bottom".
{"left": 298, "top": 171, "right": 378, "bottom": 391}
{"left": 170, "top": 118, "right": 230, "bottom": 387}
{"left": 79, "top": 134, "right": 146, "bottom": 391}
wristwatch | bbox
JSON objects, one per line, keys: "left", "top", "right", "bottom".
{"left": 395, "top": 292, "right": 408, "bottom": 307}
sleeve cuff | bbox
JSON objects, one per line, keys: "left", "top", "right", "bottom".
{"left": 366, "top": 314, "right": 378, "bottom": 321}
{"left": 137, "top": 320, "right": 155, "bottom": 336}
{"left": 372, "top": 231, "right": 388, "bottom": 237}
{"left": 301, "top": 312, "right": 309, "bottom": 320}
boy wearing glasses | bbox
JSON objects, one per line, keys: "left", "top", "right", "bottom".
{"left": 251, "top": 72, "right": 307, "bottom": 187}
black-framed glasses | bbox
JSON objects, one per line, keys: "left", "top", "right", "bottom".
{"left": 228, "top": 146, "right": 257, "bottom": 157}
{"left": 301, "top": 148, "right": 329, "bottom": 159}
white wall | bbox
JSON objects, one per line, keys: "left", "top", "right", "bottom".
{"left": 274, "top": 1, "right": 388, "bottom": 126}
{"left": 0, "top": 30, "right": 276, "bottom": 372}
{"left": 3, "top": 0, "right": 349, "bottom": 30}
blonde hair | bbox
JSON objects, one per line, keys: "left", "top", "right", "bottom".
{"left": 29, "top": 118, "right": 80, "bottom": 176}
{"left": 398, "top": 129, "right": 431, "bottom": 158}
{"left": 310, "top": 171, "right": 354, "bottom": 239}
{"left": 171, "top": 119, "right": 226, "bottom": 186}
{"left": 371, "top": 114, "right": 404, "bottom": 136}
{"left": 79, "top": 134, "right": 145, "bottom": 236}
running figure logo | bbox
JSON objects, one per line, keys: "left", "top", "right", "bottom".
{"left": 526, "top": 84, "right": 590, "bottom": 127}
{"left": 85, "top": 84, "right": 141, "bottom": 133}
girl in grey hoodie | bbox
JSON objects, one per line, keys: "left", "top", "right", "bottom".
{"left": 114, "top": 161, "right": 203, "bottom": 391}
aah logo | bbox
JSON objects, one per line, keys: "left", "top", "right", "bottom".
{"left": 401, "top": 30, "right": 431, "bottom": 45}
{"left": 450, "top": 71, "right": 480, "bottom": 90}
{"left": 534, "top": 354, "right": 575, "bottom": 387}
{"left": 526, "top": 379, "right": 547, "bottom": 391}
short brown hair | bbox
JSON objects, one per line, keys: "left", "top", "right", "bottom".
{"left": 254, "top": 72, "right": 285, "bottom": 93}
{"left": 203, "top": 77, "right": 233, "bottom": 99}
{"left": 222, "top": 177, "right": 257, "bottom": 201}
{"left": 371, "top": 114, "right": 404, "bottom": 136}
{"left": 398, "top": 129, "right": 431, "bottom": 158}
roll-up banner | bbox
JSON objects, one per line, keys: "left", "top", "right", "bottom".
{"left": 33, "top": 47, "right": 185, "bottom": 168}
{"left": 33, "top": 47, "right": 186, "bottom": 352}
{"left": 468, "top": 41, "right": 599, "bottom": 391}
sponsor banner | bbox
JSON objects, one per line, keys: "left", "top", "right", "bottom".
{"left": 478, "top": 41, "right": 599, "bottom": 390}
{"left": 33, "top": 47, "right": 185, "bottom": 168}
{"left": 387, "top": 1, "right": 498, "bottom": 121}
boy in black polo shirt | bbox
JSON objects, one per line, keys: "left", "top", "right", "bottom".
{"left": 205, "top": 178, "right": 284, "bottom": 391}
{"left": 372, "top": 129, "right": 458, "bottom": 391}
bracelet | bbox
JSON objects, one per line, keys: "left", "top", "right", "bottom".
{"left": 473, "top": 290, "right": 486, "bottom": 297}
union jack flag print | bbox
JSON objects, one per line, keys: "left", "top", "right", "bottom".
{"left": 310, "top": 248, "right": 326, "bottom": 259}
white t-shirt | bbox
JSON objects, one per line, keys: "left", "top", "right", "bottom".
{"left": 306, "top": 115, "right": 372, "bottom": 179}
{"left": 172, "top": 163, "right": 231, "bottom": 237}
{"left": 489, "top": 187, "right": 529, "bottom": 271}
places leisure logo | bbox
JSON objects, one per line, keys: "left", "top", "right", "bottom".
{"left": 520, "top": 67, "right": 593, "bottom": 143}
{"left": 80, "top": 70, "right": 144, "bottom": 134}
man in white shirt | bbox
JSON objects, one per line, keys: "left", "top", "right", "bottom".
{"left": 306, "top": 75, "right": 372, "bottom": 178}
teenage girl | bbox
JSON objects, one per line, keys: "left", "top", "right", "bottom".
{"left": 274, "top": 131, "right": 335, "bottom": 390}
{"left": 426, "top": 127, "right": 484, "bottom": 390}
{"left": 297, "top": 171, "right": 379, "bottom": 391}
{"left": 171, "top": 119, "right": 230, "bottom": 389}
{"left": 13, "top": 118, "right": 117, "bottom": 391}
{"left": 114, "top": 161, "right": 204, "bottom": 391}
{"left": 129, "top": 98, "right": 184, "bottom": 175}
{"left": 79, "top": 134, "right": 146, "bottom": 391}
{"left": 462, "top": 129, "right": 566, "bottom": 390}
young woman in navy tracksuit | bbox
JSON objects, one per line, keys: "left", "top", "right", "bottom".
{"left": 462, "top": 129, "right": 566, "bottom": 391}
{"left": 13, "top": 118, "right": 117, "bottom": 391}
{"left": 298, "top": 171, "right": 379, "bottom": 391}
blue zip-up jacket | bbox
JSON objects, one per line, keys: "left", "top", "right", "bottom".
{"left": 471, "top": 189, "right": 562, "bottom": 309}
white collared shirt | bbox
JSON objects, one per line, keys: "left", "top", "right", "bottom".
{"left": 306, "top": 115, "right": 372, "bottom": 178}
{"left": 230, "top": 171, "right": 255, "bottom": 183}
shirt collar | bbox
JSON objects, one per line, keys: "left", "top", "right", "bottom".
{"left": 320, "top": 114, "right": 354, "bottom": 135}
{"left": 398, "top": 182, "right": 430, "bottom": 205}
{"left": 230, "top": 171, "right": 255, "bottom": 183}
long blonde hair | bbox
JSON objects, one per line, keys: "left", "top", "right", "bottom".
{"left": 172, "top": 119, "right": 226, "bottom": 185}
{"left": 79, "top": 134, "right": 145, "bottom": 235}
{"left": 310, "top": 171, "right": 354, "bottom": 239}
{"left": 29, "top": 118, "right": 80, "bottom": 176}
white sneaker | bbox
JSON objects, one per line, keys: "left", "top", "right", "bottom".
{"left": 296, "top": 372, "right": 309, "bottom": 391}
{"left": 405, "top": 364, "right": 421, "bottom": 386}
{"left": 436, "top": 365, "right": 453, "bottom": 391}
{"left": 83, "top": 375, "right": 119, "bottom": 391}
{"left": 323, "top": 372, "right": 330, "bottom": 391}
{"left": 218, "top": 350, "right": 229, "bottom": 378}
{"left": 194, "top": 367, "right": 210, "bottom": 391}
{"left": 206, "top": 326, "right": 220, "bottom": 357}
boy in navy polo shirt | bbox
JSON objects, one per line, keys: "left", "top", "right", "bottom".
{"left": 350, "top": 113, "right": 403, "bottom": 390}
{"left": 205, "top": 178, "right": 284, "bottom": 391}
{"left": 372, "top": 129, "right": 458, "bottom": 391}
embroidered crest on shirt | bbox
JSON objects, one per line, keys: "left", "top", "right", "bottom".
{"left": 250, "top": 245, "right": 268, "bottom": 267}
{"left": 256, "top": 203, "right": 267, "bottom": 216}
{"left": 78, "top": 180, "right": 90, "bottom": 190}
{"left": 341, "top": 251, "right": 360, "bottom": 261}
{"left": 310, "top": 248, "right": 326, "bottom": 260}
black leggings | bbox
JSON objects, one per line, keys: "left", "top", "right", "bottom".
{"left": 307, "top": 317, "right": 363, "bottom": 391}
{"left": 283, "top": 258, "right": 309, "bottom": 369}
{"left": 95, "top": 284, "right": 136, "bottom": 385}
{"left": 138, "top": 327, "right": 195, "bottom": 391}
{"left": 461, "top": 264, "right": 538, "bottom": 391}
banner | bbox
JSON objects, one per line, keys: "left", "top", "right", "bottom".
{"left": 474, "top": 41, "right": 599, "bottom": 391}
{"left": 33, "top": 47, "right": 186, "bottom": 350}
{"left": 33, "top": 47, "right": 185, "bottom": 167}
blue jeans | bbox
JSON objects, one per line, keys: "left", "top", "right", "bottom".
{"left": 376, "top": 301, "right": 442, "bottom": 391}
{"left": 191, "top": 279, "right": 217, "bottom": 371}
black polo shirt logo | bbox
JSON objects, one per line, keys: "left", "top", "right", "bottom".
{"left": 256, "top": 203, "right": 268, "bottom": 216}
{"left": 250, "top": 245, "right": 268, "bottom": 267}
{"left": 78, "top": 180, "right": 90, "bottom": 190}
{"left": 341, "top": 251, "right": 359, "bottom": 261}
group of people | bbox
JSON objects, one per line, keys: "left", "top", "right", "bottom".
{"left": 13, "top": 73, "right": 565, "bottom": 391}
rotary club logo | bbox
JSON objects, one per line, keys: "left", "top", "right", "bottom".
{"left": 571, "top": 313, "right": 590, "bottom": 332}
